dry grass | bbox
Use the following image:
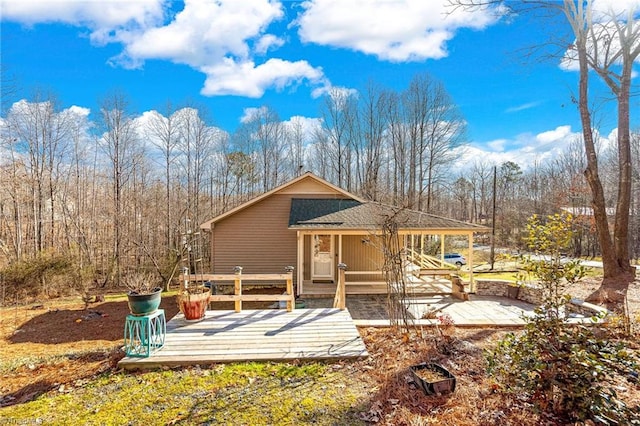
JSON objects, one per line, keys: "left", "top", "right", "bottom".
{"left": 1, "top": 279, "right": 639, "bottom": 424}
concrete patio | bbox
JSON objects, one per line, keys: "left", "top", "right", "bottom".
{"left": 303, "top": 294, "right": 538, "bottom": 327}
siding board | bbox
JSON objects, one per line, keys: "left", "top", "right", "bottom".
{"left": 211, "top": 192, "right": 350, "bottom": 285}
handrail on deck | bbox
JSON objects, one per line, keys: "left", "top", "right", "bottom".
{"left": 405, "top": 248, "right": 458, "bottom": 271}
{"left": 182, "top": 266, "right": 295, "bottom": 313}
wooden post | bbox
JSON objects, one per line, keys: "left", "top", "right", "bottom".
{"left": 182, "top": 267, "right": 189, "bottom": 290}
{"left": 233, "top": 266, "right": 243, "bottom": 312}
{"left": 334, "top": 263, "right": 347, "bottom": 310}
{"left": 285, "top": 266, "right": 294, "bottom": 312}
{"left": 468, "top": 232, "right": 475, "bottom": 293}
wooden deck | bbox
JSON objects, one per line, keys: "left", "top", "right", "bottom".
{"left": 118, "top": 308, "right": 368, "bottom": 370}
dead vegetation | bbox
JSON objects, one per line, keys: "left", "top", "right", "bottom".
{"left": 1, "top": 287, "right": 639, "bottom": 424}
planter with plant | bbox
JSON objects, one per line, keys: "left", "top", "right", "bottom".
{"left": 178, "top": 268, "right": 210, "bottom": 321}
{"left": 126, "top": 273, "right": 163, "bottom": 316}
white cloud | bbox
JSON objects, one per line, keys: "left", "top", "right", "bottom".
{"left": 201, "top": 58, "right": 325, "bottom": 98}
{"left": 112, "top": 0, "right": 330, "bottom": 98}
{"left": 455, "top": 125, "right": 584, "bottom": 171}
{"left": 283, "top": 115, "right": 322, "bottom": 138}
{"left": 311, "top": 85, "right": 358, "bottom": 100}
{"left": 240, "top": 106, "right": 270, "bottom": 124}
{"left": 487, "top": 138, "right": 507, "bottom": 151}
{"left": 255, "top": 34, "right": 285, "bottom": 55}
{"left": 119, "top": 0, "right": 283, "bottom": 67}
{"left": 505, "top": 101, "right": 542, "bottom": 113}
{"left": 3, "top": 0, "right": 333, "bottom": 98}
{"left": 67, "top": 105, "right": 91, "bottom": 117}
{"left": 296, "top": 0, "right": 504, "bottom": 62}
{"left": 1, "top": 0, "right": 165, "bottom": 45}
{"left": 536, "top": 125, "right": 573, "bottom": 144}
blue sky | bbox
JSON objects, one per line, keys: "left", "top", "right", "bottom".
{"left": 2, "top": 0, "right": 638, "bottom": 167}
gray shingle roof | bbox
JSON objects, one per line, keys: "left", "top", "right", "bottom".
{"left": 289, "top": 201, "right": 490, "bottom": 231}
{"left": 289, "top": 198, "right": 362, "bottom": 226}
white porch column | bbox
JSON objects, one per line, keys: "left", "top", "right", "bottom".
{"left": 297, "top": 231, "right": 304, "bottom": 296}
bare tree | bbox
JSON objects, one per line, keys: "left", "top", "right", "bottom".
{"left": 449, "top": 0, "right": 639, "bottom": 309}
{"left": 284, "top": 116, "right": 311, "bottom": 178}
{"left": 5, "top": 93, "right": 71, "bottom": 255}
{"left": 355, "top": 82, "right": 388, "bottom": 201}
{"left": 401, "top": 73, "right": 467, "bottom": 211}
{"left": 175, "top": 106, "right": 220, "bottom": 230}
{"left": 320, "top": 88, "right": 355, "bottom": 190}
{"left": 385, "top": 91, "right": 409, "bottom": 206}
{"left": 242, "top": 106, "right": 287, "bottom": 191}
{"left": 145, "top": 103, "right": 180, "bottom": 251}
{"left": 469, "top": 160, "right": 494, "bottom": 224}
{"left": 97, "top": 92, "right": 141, "bottom": 286}
{"left": 563, "top": 1, "right": 638, "bottom": 306}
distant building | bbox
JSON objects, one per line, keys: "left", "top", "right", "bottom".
{"left": 560, "top": 206, "right": 616, "bottom": 217}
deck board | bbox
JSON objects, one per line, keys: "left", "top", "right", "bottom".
{"left": 118, "top": 308, "right": 368, "bottom": 370}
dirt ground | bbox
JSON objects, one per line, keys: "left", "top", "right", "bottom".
{"left": 0, "top": 287, "right": 291, "bottom": 407}
{"left": 1, "top": 278, "right": 639, "bottom": 423}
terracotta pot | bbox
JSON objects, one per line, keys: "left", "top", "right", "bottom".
{"left": 178, "top": 287, "right": 210, "bottom": 321}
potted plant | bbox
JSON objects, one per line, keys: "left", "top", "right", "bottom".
{"left": 125, "top": 273, "right": 163, "bottom": 316}
{"left": 178, "top": 281, "right": 210, "bottom": 321}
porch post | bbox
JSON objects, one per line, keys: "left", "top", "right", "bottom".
{"left": 334, "top": 263, "right": 347, "bottom": 310}
{"left": 468, "top": 232, "right": 475, "bottom": 293}
{"left": 440, "top": 234, "right": 445, "bottom": 264}
{"left": 233, "top": 266, "right": 243, "bottom": 313}
{"left": 297, "top": 231, "right": 304, "bottom": 296}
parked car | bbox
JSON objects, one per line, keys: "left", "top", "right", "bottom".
{"left": 444, "top": 253, "right": 466, "bottom": 267}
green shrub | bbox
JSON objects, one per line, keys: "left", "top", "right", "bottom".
{"left": 487, "top": 213, "right": 640, "bottom": 424}
{"left": 488, "top": 305, "right": 639, "bottom": 423}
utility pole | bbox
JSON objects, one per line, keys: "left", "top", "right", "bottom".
{"left": 490, "top": 166, "right": 497, "bottom": 270}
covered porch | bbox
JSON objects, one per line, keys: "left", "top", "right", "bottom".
{"left": 289, "top": 200, "right": 490, "bottom": 297}
{"left": 296, "top": 231, "right": 472, "bottom": 297}
{"left": 290, "top": 202, "right": 489, "bottom": 298}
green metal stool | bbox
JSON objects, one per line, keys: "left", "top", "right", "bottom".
{"left": 124, "top": 309, "right": 166, "bottom": 357}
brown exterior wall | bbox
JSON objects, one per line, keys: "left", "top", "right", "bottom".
{"left": 342, "top": 235, "right": 384, "bottom": 282}
{"left": 211, "top": 194, "right": 296, "bottom": 276}
{"left": 209, "top": 189, "right": 350, "bottom": 284}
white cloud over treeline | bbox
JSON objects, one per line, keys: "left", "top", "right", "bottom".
{"left": 2, "top": 0, "right": 504, "bottom": 98}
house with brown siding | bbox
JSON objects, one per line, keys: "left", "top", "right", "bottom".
{"left": 201, "top": 172, "right": 490, "bottom": 296}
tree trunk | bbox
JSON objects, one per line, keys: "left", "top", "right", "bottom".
{"left": 575, "top": 30, "right": 632, "bottom": 309}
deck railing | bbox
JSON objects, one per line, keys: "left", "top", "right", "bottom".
{"left": 182, "top": 266, "right": 295, "bottom": 312}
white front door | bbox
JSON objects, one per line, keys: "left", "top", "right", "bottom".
{"left": 311, "top": 234, "right": 334, "bottom": 280}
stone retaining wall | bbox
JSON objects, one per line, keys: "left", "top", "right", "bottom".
{"left": 475, "top": 279, "right": 544, "bottom": 305}
{"left": 475, "top": 279, "right": 608, "bottom": 317}
{"left": 475, "top": 279, "right": 510, "bottom": 297}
